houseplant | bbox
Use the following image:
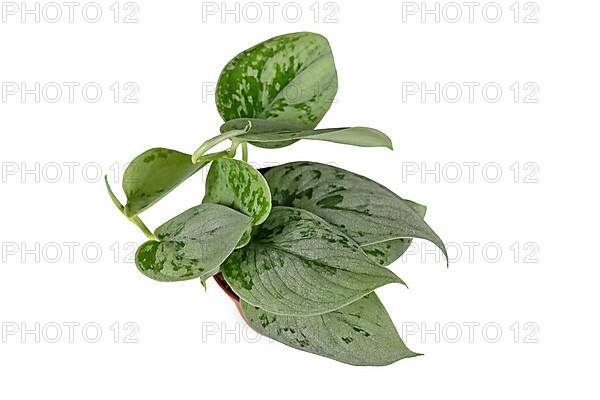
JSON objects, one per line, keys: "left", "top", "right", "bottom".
{"left": 105, "top": 32, "right": 447, "bottom": 365}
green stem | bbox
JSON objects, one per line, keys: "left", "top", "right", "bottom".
{"left": 129, "top": 215, "right": 156, "bottom": 240}
{"left": 241, "top": 143, "right": 249, "bottom": 162}
{"left": 227, "top": 140, "right": 240, "bottom": 158}
{"left": 104, "top": 176, "right": 157, "bottom": 241}
{"left": 202, "top": 150, "right": 230, "bottom": 162}
{"left": 191, "top": 120, "right": 252, "bottom": 164}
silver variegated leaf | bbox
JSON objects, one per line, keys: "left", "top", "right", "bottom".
{"left": 241, "top": 293, "right": 419, "bottom": 366}
{"left": 362, "top": 200, "right": 427, "bottom": 266}
{"left": 221, "top": 206, "right": 404, "bottom": 316}
{"left": 203, "top": 158, "right": 272, "bottom": 226}
{"left": 136, "top": 204, "right": 251, "bottom": 282}
{"left": 263, "top": 162, "right": 447, "bottom": 265}
{"left": 122, "top": 148, "right": 206, "bottom": 217}
{"left": 216, "top": 32, "right": 337, "bottom": 129}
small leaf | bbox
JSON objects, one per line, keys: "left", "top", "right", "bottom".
{"left": 264, "top": 162, "right": 447, "bottom": 265}
{"left": 221, "top": 206, "right": 404, "bottom": 316}
{"left": 203, "top": 158, "right": 272, "bottom": 226}
{"left": 136, "top": 204, "right": 251, "bottom": 282}
{"left": 241, "top": 293, "right": 419, "bottom": 366}
{"left": 216, "top": 32, "right": 337, "bottom": 129}
{"left": 222, "top": 118, "right": 393, "bottom": 150}
{"left": 122, "top": 148, "right": 206, "bottom": 217}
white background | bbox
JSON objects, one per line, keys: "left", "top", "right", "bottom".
{"left": 1, "top": 0, "right": 598, "bottom": 398}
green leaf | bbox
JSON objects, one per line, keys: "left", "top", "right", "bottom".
{"left": 362, "top": 200, "right": 427, "bottom": 266}
{"left": 220, "top": 118, "right": 305, "bottom": 149}
{"left": 122, "top": 148, "right": 206, "bottom": 217}
{"left": 203, "top": 158, "right": 272, "bottom": 226}
{"left": 240, "top": 127, "right": 393, "bottom": 149}
{"left": 216, "top": 32, "right": 337, "bottom": 129}
{"left": 241, "top": 293, "right": 419, "bottom": 366}
{"left": 221, "top": 206, "right": 404, "bottom": 316}
{"left": 136, "top": 204, "right": 251, "bottom": 282}
{"left": 221, "top": 118, "right": 392, "bottom": 150}
{"left": 235, "top": 226, "right": 253, "bottom": 249}
{"left": 263, "top": 162, "right": 447, "bottom": 266}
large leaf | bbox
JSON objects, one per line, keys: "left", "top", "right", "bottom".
{"left": 122, "top": 148, "right": 206, "bottom": 217}
{"left": 362, "top": 200, "right": 427, "bottom": 266}
{"left": 221, "top": 206, "right": 404, "bottom": 316}
{"left": 241, "top": 293, "right": 419, "bottom": 366}
{"left": 221, "top": 118, "right": 392, "bottom": 150}
{"left": 263, "top": 162, "right": 447, "bottom": 265}
{"left": 216, "top": 32, "right": 337, "bottom": 129}
{"left": 136, "top": 204, "right": 251, "bottom": 282}
{"left": 203, "top": 158, "right": 272, "bottom": 226}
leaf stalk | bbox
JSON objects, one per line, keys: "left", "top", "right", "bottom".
{"left": 191, "top": 121, "right": 252, "bottom": 164}
{"left": 104, "top": 176, "right": 157, "bottom": 241}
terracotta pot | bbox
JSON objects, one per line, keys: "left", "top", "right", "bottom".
{"left": 213, "top": 273, "right": 245, "bottom": 317}
{"left": 213, "top": 274, "right": 261, "bottom": 336}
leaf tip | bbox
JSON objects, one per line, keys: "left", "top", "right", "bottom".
{"left": 390, "top": 271, "right": 409, "bottom": 289}
{"left": 380, "top": 133, "right": 394, "bottom": 150}
{"left": 104, "top": 175, "right": 125, "bottom": 213}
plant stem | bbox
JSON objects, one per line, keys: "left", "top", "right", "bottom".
{"left": 227, "top": 140, "right": 240, "bottom": 158}
{"left": 104, "top": 176, "right": 157, "bottom": 241}
{"left": 191, "top": 120, "right": 253, "bottom": 164}
{"left": 202, "top": 150, "right": 230, "bottom": 162}
{"left": 129, "top": 215, "right": 156, "bottom": 241}
{"left": 241, "top": 143, "right": 249, "bottom": 162}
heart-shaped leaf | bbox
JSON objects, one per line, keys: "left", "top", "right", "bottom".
{"left": 263, "top": 162, "right": 447, "bottom": 265}
{"left": 136, "top": 204, "right": 251, "bottom": 282}
{"left": 221, "top": 118, "right": 393, "bottom": 150}
{"left": 122, "top": 148, "right": 206, "bottom": 217}
{"left": 241, "top": 292, "right": 419, "bottom": 366}
{"left": 216, "top": 32, "right": 337, "bottom": 129}
{"left": 203, "top": 158, "right": 272, "bottom": 226}
{"left": 221, "top": 206, "right": 404, "bottom": 316}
